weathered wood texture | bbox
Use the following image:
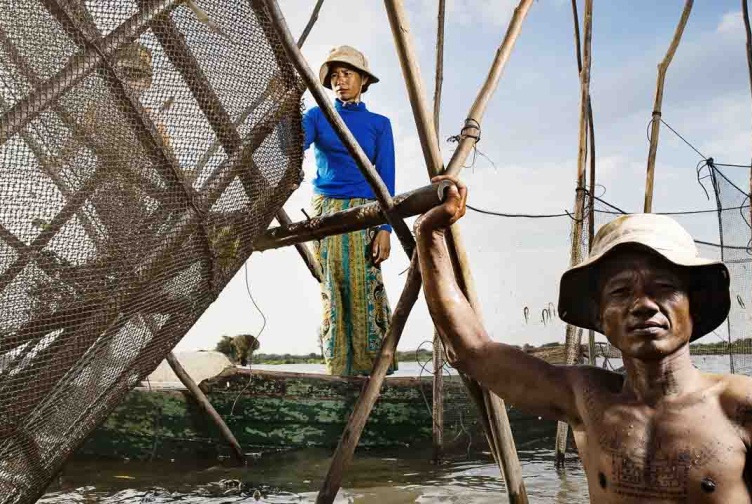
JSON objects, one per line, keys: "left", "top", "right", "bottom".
{"left": 165, "top": 352, "right": 245, "bottom": 464}
{"left": 556, "top": 0, "right": 593, "bottom": 467}
{"left": 80, "top": 369, "right": 489, "bottom": 460}
{"left": 643, "top": 0, "right": 694, "bottom": 213}
{"left": 254, "top": 182, "right": 449, "bottom": 251}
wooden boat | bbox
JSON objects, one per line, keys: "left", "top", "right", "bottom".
{"left": 77, "top": 364, "right": 556, "bottom": 461}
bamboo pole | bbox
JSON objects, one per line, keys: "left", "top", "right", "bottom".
{"left": 742, "top": 0, "right": 752, "bottom": 265}
{"left": 296, "top": 0, "right": 325, "bottom": 47}
{"left": 556, "top": 0, "right": 593, "bottom": 467}
{"left": 261, "top": 0, "right": 415, "bottom": 256}
{"left": 316, "top": 254, "right": 423, "bottom": 504}
{"left": 165, "top": 352, "right": 245, "bottom": 464}
{"left": 433, "top": 0, "right": 446, "bottom": 139}
{"left": 444, "top": 0, "right": 534, "bottom": 178}
{"left": 643, "top": 0, "right": 694, "bottom": 213}
{"left": 384, "top": 1, "right": 529, "bottom": 500}
{"left": 254, "top": 182, "right": 449, "bottom": 251}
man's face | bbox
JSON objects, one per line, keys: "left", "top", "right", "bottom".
{"left": 329, "top": 64, "right": 366, "bottom": 102}
{"left": 598, "top": 248, "right": 693, "bottom": 360}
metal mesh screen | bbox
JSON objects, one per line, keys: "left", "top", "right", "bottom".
{"left": 0, "top": 1, "right": 304, "bottom": 502}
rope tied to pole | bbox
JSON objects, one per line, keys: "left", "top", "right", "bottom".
{"left": 447, "top": 118, "right": 482, "bottom": 144}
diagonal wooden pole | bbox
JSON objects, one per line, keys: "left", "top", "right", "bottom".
{"left": 443, "top": 0, "right": 534, "bottom": 178}
{"left": 643, "top": 0, "right": 694, "bottom": 213}
{"left": 384, "top": 1, "right": 530, "bottom": 500}
{"left": 316, "top": 254, "right": 423, "bottom": 504}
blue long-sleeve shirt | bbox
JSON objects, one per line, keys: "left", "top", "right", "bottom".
{"left": 303, "top": 99, "right": 395, "bottom": 232}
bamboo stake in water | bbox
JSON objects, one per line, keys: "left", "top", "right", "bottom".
{"left": 166, "top": 352, "right": 245, "bottom": 465}
{"left": 556, "top": 0, "right": 593, "bottom": 468}
{"left": 643, "top": 0, "right": 694, "bottom": 213}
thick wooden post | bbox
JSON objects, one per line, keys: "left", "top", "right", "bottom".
{"left": 384, "top": 1, "right": 530, "bottom": 500}
{"left": 556, "top": 0, "right": 593, "bottom": 466}
{"left": 643, "top": 0, "right": 694, "bottom": 213}
{"left": 165, "top": 352, "right": 245, "bottom": 465}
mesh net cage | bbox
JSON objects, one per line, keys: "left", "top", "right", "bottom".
{"left": 0, "top": 0, "right": 304, "bottom": 501}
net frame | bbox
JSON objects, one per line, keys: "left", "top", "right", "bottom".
{"left": 0, "top": 1, "right": 305, "bottom": 502}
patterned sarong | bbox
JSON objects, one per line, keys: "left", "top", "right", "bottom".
{"left": 311, "top": 195, "right": 396, "bottom": 376}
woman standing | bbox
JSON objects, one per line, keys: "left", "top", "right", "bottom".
{"left": 303, "top": 45, "right": 396, "bottom": 376}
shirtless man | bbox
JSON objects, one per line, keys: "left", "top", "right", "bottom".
{"left": 415, "top": 176, "right": 752, "bottom": 502}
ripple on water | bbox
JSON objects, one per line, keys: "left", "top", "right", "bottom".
{"left": 40, "top": 445, "right": 590, "bottom": 503}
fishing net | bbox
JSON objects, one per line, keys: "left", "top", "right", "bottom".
{"left": 558, "top": 164, "right": 752, "bottom": 376}
{"left": 690, "top": 161, "right": 752, "bottom": 374}
{"left": 0, "top": 1, "right": 304, "bottom": 502}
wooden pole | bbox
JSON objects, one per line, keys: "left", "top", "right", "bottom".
{"left": 568, "top": 0, "right": 598, "bottom": 368}
{"left": 316, "top": 254, "right": 423, "bottom": 504}
{"left": 254, "top": 182, "right": 450, "bottom": 251}
{"left": 432, "top": 0, "right": 446, "bottom": 464}
{"left": 384, "top": 1, "right": 528, "bottom": 500}
{"left": 433, "top": 0, "right": 446, "bottom": 139}
{"left": 643, "top": 0, "right": 694, "bottom": 213}
{"left": 261, "top": 0, "right": 415, "bottom": 256}
{"left": 556, "top": 0, "right": 593, "bottom": 467}
{"left": 444, "top": 0, "right": 534, "bottom": 178}
{"left": 165, "top": 352, "right": 246, "bottom": 465}
{"left": 742, "top": 0, "right": 752, "bottom": 267}
{"left": 295, "top": 0, "right": 324, "bottom": 47}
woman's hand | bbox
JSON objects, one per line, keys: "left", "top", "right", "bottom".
{"left": 371, "top": 229, "right": 391, "bottom": 266}
{"left": 415, "top": 176, "right": 467, "bottom": 237}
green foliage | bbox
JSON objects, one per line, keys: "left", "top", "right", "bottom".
{"left": 690, "top": 337, "right": 752, "bottom": 355}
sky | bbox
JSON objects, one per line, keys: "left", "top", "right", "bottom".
{"left": 177, "top": 0, "right": 752, "bottom": 355}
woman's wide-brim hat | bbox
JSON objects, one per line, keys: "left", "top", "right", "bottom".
{"left": 558, "top": 213, "right": 730, "bottom": 342}
{"left": 319, "top": 45, "right": 379, "bottom": 93}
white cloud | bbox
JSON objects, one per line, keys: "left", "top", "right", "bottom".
{"left": 717, "top": 10, "right": 743, "bottom": 37}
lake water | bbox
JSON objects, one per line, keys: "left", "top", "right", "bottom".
{"left": 39, "top": 354, "right": 747, "bottom": 503}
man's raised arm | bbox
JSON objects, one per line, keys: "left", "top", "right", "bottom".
{"left": 414, "top": 176, "right": 582, "bottom": 424}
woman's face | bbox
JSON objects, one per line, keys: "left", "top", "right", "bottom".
{"left": 329, "top": 64, "right": 367, "bottom": 102}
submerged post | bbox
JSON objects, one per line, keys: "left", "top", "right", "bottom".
{"left": 165, "top": 352, "right": 246, "bottom": 465}
{"left": 384, "top": 1, "right": 531, "bottom": 500}
{"left": 643, "top": 0, "right": 694, "bottom": 213}
{"left": 316, "top": 254, "right": 424, "bottom": 504}
{"left": 556, "top": 0, "right": 593, "bottom": 467}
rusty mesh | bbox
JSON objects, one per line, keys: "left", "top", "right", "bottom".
{"left": 0, "top": 1, "right": 304, "bottom": 502}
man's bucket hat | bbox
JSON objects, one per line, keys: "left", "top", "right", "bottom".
{"left": 319, "top": 45, "right": 379, "bottom": 93}
{"left": 558, "top": 213, "right": 730, "bottom": 341}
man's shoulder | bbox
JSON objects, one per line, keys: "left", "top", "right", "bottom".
{"left": 716, "top": 372, "right": 752, "bottom": 405}
{"left": 710, "top": 373, "right": 752, "bottom": 439}
{"left": 569, "top": 365, "right": 625, "bottom": 394}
